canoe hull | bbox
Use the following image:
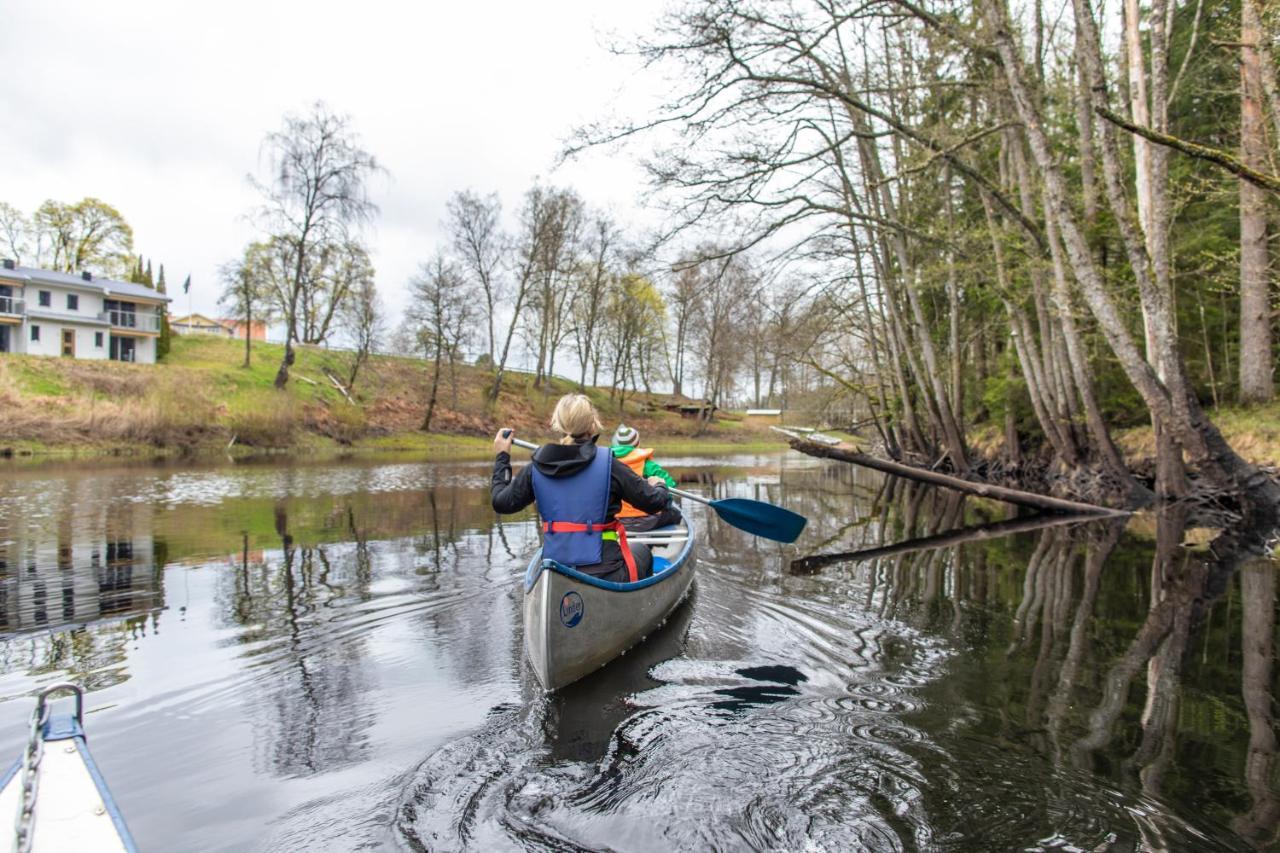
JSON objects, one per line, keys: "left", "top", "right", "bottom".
{"left": 523, "top": 516, "right": 696, "bottom": 691}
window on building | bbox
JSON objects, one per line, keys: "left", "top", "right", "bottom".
{"left": 94, "top": 331, "right": 104, "bottom": 348}
{"left": 30, "top": 325, "right": 39, "bottom": 342}
{"left": 38, "top": 291, "right": 51, "bottom": 307}
{"left": 66, "top": 294, "right": 79, "bottom": 311}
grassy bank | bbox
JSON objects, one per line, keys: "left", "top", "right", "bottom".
{"left": 0, "top": 336, "right": 786, "bottom": 460}
{"left": 963, "top": 402, "right": 1280, "bottom": 471}
{"left": 1113, "top": 401, "right": 1280, "bottom": 470}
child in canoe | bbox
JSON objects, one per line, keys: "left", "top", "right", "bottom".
{"left": 491, "top": 395, "right": 673, "bottom": 583}
{"left": 610, "top": 424, "right": 684, "bottom": 533}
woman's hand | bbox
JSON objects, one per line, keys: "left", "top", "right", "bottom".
{"left": 647, "top": 476, "right": 668, "bottom": 488}
{"left": 494, "top": 428, "right": 515, "bottom": 455}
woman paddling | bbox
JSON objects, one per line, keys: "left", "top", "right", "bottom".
{"left": 492, "top": 394, "right": 674, "bottom": 583}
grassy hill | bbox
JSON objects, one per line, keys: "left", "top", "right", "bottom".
{"left": 0, "top": 335, "right": 783, "bottom": 459}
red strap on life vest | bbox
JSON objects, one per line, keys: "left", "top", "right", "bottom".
{"left": 542, "top": 519, "right": 639, "bottom": 582}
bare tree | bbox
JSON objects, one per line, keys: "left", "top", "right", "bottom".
{"left": 297, "top": 240, "right": 374, "bottom": 345}
{"left": 524, "top": 188, "right": 584, "bottom": 387}
{"left": 571, "top": 213, "right": 620, "bottom": 389}
{"left": 339, "top": 273, "right": 384, "bottom": 391}
{"left": 490, "top": 185, "right": 560, "bottom": 403}
{"left": 665, "top": 262, "right": 700, "bottom": 399}
{"left": 251, "top": 102, "right": 382, "bottom": 389}
{"left": 446, "top": 190, "right": 504, "bottom": 363}
{"left": 219, "top": 242, "right": 276, "bottom": 368}
{"left": 407, "top": 254, "right": 474, "bottom": 431}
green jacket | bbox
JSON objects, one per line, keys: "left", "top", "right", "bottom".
{"left": 611, "top": 445, "right": 676, "bottom": 487}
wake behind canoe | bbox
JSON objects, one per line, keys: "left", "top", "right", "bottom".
{"left": 523, "top": 515, "right": 697, "bottom": 691}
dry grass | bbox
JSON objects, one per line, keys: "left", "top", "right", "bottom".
{"left": 0, "top": 336, "right": 780, "bottom": 456}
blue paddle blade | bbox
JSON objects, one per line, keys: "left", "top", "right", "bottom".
{"left": 708, "top": 497, "right": 808, "bottom": 543}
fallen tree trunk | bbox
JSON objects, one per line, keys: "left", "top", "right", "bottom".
{"left": 789, "top": 512, "right": 1093, "bottom": 575}
{"left": 787, "top": 436, "right": 1129, "bottom": 516}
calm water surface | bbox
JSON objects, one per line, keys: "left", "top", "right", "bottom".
{"left": 0, "top": 452, "right": 1275, "bottom": 851}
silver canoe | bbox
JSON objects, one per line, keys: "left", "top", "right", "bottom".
{"left": 0, "top": 683, "right": 137, "bottom": 852}
{"left": 523, "top": 514, "right": 697, "bottom": 691}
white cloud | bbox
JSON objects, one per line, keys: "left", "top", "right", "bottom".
{"left": 0, "top": 0, "right": 668, "bottom": 325}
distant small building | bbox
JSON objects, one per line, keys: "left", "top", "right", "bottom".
{"left": 172, "top": 314, "right": 267, "bottom": 341}
{"left": 663, "top": 400, "right": 717, "bottom": 420}
{"left": 226, "top": 319, "right": 268, "bottom": 341}
{"left": 172, "top": 313, "right": 232, "bottom": 336}
{"left": 0, "top": 260, "right": 169, "bottom": 364}
{"left": 744, "top": 408, "right": 783, "bottom": 424}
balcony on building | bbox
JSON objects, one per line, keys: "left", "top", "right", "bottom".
{"left": 100, "top": 303, "right": 162, "bottom": 333}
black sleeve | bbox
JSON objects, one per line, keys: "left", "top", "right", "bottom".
{"left": 611, "top": 459, "right": 672, "bottom": 515}
{"left": 491, "top": 454, "right": 536, "bottom": 514}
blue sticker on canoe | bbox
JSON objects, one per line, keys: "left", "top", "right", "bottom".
{"left": 559, "top": 591, "right": 584, "bottom": 627}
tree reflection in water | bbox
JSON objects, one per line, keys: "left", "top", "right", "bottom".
{"left": 223, "top": 500, "right": 377, "bottom": 778}
{"left": 790, "top": 479, "right": 1280, "bottom": 850}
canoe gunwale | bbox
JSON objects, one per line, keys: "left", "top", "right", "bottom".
{"left": 522, "top": 515, "right": 696, "bottom": 592}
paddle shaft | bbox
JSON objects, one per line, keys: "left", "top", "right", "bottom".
{"left": 669, "top": 487, "right": 711, "bottom": 507}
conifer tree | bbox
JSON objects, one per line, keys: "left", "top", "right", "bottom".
{"left": 155, "top": 262, "right": 171, "bottom": 360}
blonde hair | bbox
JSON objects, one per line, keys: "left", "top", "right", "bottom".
{"left": 550, "top": 394, "right": 603, "bottom": 444}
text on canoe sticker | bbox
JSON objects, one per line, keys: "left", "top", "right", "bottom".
{"left": 559, "top": 591, "right": 584, "bottom": 627}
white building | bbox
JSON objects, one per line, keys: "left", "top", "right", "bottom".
{"left": 0, "top": 260, "right": 169, "bottom": 364}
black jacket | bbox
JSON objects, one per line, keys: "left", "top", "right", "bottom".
{"left": 491, "top": 439, "right": 671, "bottom": 573}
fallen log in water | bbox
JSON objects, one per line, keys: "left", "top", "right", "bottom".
{"left": 789, "top": 513, "right": 1096, "bottom": 575}
{"left": 786, "top": 436, "right": 1129, "bottom": 517}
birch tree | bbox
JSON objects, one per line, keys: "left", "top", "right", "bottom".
{"left": 251, "top": 102, "right": 382, "bottom": 389}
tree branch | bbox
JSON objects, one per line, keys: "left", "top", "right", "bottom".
{"left": 1095, "top": 105, "right": 1280, "bottom": 193}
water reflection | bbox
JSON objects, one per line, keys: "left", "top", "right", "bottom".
{"left": 0, "top": 455, "right": 1274, "bottom": 851}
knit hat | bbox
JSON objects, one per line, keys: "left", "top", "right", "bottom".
{"left": 612, "top": 423, "right": 639, "bottom": 447}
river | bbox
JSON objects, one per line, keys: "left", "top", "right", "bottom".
{"left": 0, "top": 451, "right": 1275, "bottom": 851}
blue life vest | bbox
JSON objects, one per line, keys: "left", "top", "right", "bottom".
{"left": 532, "top": 444, "right": 614, "bottom": 567}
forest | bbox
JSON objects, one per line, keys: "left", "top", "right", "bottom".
{"left": 565, "top": 0, "right": 1280, "bottom": 511}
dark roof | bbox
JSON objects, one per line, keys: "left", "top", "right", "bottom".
{"left": 4, "top": 265, "right": 171, "bottom": 303}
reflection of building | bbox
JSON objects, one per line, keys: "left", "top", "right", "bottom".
{"left": 0, "top": 527, "right": 164, "bottom": 635}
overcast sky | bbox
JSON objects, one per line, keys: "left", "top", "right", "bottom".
{"left": 0, "top": 1, "right": 670, "bottom": 334}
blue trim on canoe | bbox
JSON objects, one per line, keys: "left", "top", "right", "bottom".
{"left": 42, "top": 712, "right": 84, "bottom": 741}
{"left": 43, "top": 712, "right": 139, "bottom": 853}
{"left": 524, "top": 514, "right": 696, "bottom": 592}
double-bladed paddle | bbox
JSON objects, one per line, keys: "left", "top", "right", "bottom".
{"left": 506, "top": 435, "right": 808, "bottom": 544}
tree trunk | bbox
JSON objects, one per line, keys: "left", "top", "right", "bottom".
{"left": 1043, "top": 195, "right": 1144, "bottom": 492}
{"left": 988, "top": 0, "right": 1280, "bottom": 504}
{"left": 489, "top": 279, "right": 532, "bottom": 404}
{"left": 274, "top": 336, "right": 294, "bottom": 390}
{"left": 787, "top": 436, "right": 1129, "bottom": 514}
{"left": 422, "top": 339, "right": 442, "bottom": 432}
{"left": 243, "top": 303, "right": 251, "bottom": 369}
{"left": 1240, "top": 0, "right": 1274, "bottom": 403}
